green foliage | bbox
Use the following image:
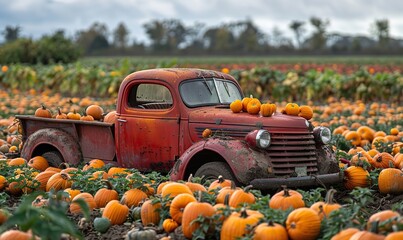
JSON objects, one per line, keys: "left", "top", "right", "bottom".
{"left": 0, "top": 31, "right": 81, "bottom": 64}
{"left": 298, "top": 187, "right": 326, "bottom": 207}
{"left": 0, "top": 190, "right": 88, "bottom": 240}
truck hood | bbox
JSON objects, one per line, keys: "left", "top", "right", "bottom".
{"left": 188, "top": 106, "right": 309, "bottom": 129}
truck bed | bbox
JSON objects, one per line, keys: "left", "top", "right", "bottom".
{"left": 16, "top": 115, "right": 116, "bottom": 162}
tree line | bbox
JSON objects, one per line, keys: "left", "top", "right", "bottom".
{"left": 0, "top": 17, "right": 401, "bottom": 63}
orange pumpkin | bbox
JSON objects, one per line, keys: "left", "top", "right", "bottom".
{"left": 34, "top": 170, "right": 58, "bottom": 191}
{"left": 241, "top": 97, "right": 252, "bottom": 112}
{"left": 221, "top": 208, "right": 263, "bottom": 240}
{"left": 8, "top": 157, "right": 26, "bottom": 167}
{"left": 185, "top": 174, "right": 207, "bottom": 193}
{"left": 228, "top": 185, "right": 255, "bottom": 208}
{"left": 299, "top": 105, "right": 313, "bottom": 120}
{"left": 345, "top": 131, "right": 362, "bottom": 146}
{"left": 169, "top": 193, "right": 197, "bottom": 224}
{"left": 370, "top": 152, "right": 395, "bottom": 169}
{"left": 64, "top": 188, "right": 81, "bottom": 201}
{"left": 67, "top": 109, "right": 81, "bottom": 120}
{"left": 357, "top": 126, "right": 375, "bottom": 141}
{"left": 393, "top": 153, "right": 403, "bottom": 169}
{"left": 343, "top": 166, "right": 370, "bottom": 190}
{"left": 182, "top": 195, "right": 216, "bottom": 239}
{"left": 208, "top": 175, "right": 232, "bottom": 192}
{"left": 378, "top": 168, "right": 403, "bottom": 195}
{"left": 284, "top": 103, "right": 300, "bottom": 116}
{"left": 121, "top": 188, "right": 148, "bottom": 208}
{"left": 161, "top": 182, "right": 192, "bottom": 198}
{"left": 80, "top": 112, "right": 94, "bottom": 121}
{"left": 286, "top": 207, "right": 321, "bottom": 240}
{"left": 385, "top": 232, "right": 403, "bottom": 240}
{"left": 253, "top": 220, "right": 288, "bottom": 240}
{"left": 367, "top": 210, "right": 400, "bottom": 233}
{"left": 28, "top": 156, "right": 49, "bottom": 172}
{"left": 55, "top": 108, "right": 67, "bottom": 119}
{"left": 82, "top": 159, "right": 105, "bottom": 171}
{"left": 0, "top": 230, "right": 35, "bottom": 240}
{"left": 86, "top": 104, "right": 104, "bottom": 120}
{"left": 35, "top": 105, "right": 52, "bottom": 118}
{"left": 46, "top": 172, "right": 72, "bottom": 191}
{"left": 94, "top": 181, "right": 119, "bottom": 208}
{"left": 216, "top": 181, "right": 239, "bottom": 204}
{"left": 103, "top": 110, "right": 117, "bottom": 123}
{"left": 102, "top": 200, "right": 129, "bottom": 225}
{"left": 69, "top": 192, "right": 97, "bottom": 214}
{"left": 260, "top": 103, "right": 276, "bottom": 117}
{"left": 141, "top": 199, "right": 161, "bottom": 226}
{"left": 269, "top": 186, "right": 305, "bottom": 210}
{"left": 0, "top": 175, "right": 6, "bottom": 191}
{"left": 310, "top": 189, "right": 341, "bottom": 220}
{"left": 330, "top": 228, "right": 360, "bottom": 240}
{"left": 162, "top": 218, "right": 179, "bottom": 233}
{"left": 230, "top": 99, "right": 243, "bottom": 113}
{"left": 247, "top": 98, "right": 261, "bottom": 115}
{"left": 202, "top": 128, "right": 213, "bottom": 138}
{"left": 349, "top": 230, "right": 386, "bottom": 240}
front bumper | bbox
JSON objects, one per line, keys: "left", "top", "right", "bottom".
{"left": 250, "top": 172, "right": 343, "bottom": 190}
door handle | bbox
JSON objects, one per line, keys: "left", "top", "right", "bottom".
{"left": 117, "top": 119, "right": 127, "bottom": 123}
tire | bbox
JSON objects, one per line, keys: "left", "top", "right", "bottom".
{"left": 21, "top": 128, "right": 82, "bottom": 166}
{"left": 194, "top": 162, "right": 238, "bottom": 184}
{"left": 42, "top": 151, "right": 63, "bottom": 167}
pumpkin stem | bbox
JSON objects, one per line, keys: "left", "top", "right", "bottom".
{"left": 244, "top": 185, "right": 253, "bottom": 193}
{"left": 187, "top": 174, "right": 193, "bottom": 183}
{"left": 267, "top": 220, "right": 275, "bottom": 226}
{"left": 369, "top": 220, "right": 380, "bottom": 234}
{"left": 325, "top": 188, "right": 337, "bottom": 204}
{"left": 41, "top": 104, "right": 47, "bottom": 110}
{"left": 281, "top": 185, "right": 290, "bottom": 197}
{"left": 102, "top": 180, "right": 114, "bottom": 190}
{"left": 218, "top": 175, "right": 224, "bottom": 183}
{"left": 197, "top": 190, "right": 203, "bottom": 202}
{"left": 240, "top": 207, "right": 249, "bottom": 218}
{"left": 57, "top": 107, "right": 63, "bottom": 115}
{"left": 60, "top": 172, "right": 70, "bottom": 180}
{"left": 223, "top": 193, "right": 230, "bottom": 206}
{"left": 230, "top": 180, "right": 236, "bottom": 190}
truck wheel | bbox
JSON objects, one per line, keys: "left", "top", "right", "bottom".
{"left": 42, "top": 151, "right": 63, "bottom": 167}
{"left": 194, "top": 162, "right": 238, "bottom": 184}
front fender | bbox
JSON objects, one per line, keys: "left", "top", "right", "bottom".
{"left": 170, "top": 137, "right": 272, "bottom": 184}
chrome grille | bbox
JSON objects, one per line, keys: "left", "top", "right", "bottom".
{"left": 268, "top": 132, "right": 318, "bottom": 176}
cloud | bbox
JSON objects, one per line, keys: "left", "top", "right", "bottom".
{"left": 1, "top": 0, "right": 403, "bottom": 42}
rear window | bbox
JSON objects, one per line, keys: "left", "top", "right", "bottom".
{"left": 128, "top": 83, "right": 173, "bottom": 110}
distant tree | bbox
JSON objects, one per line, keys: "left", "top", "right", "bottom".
{"left": 76, "top": 22, "right": 110, "bottom": 54}
{"left": 289, "top": 21, "right": 305, "bottom": 48}
{"left": 308, "top": 17, "right": 329, "bottom": 50}
{"left": 270, "top": 27, "right": 292, "bottom": 49}
{"left": 203, "top": 25, "right": 235, "bottom": 53}
{"left": 184, "top": 22, "right": 205, "bottom": 51}
{"left": 2, "top": 26, "right": 21, "bottom": 43}
{"left": 234, "top": 19, "right": 266, "bottom": 53}
{"left": 113, "top": 22, "right": 129, "bottom": 48}
{"left": 36, "top": 30, "right": 81, "bottom": 64}
{"left": 371, "top": 19, "right": 389, "bottom": 47}
{"left": 143, "top": 19, "right": 188, "bottom": 52}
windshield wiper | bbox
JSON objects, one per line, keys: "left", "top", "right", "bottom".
{"left": 223, "top": 82, "right": 230, "bottom": 96}
{"left": 202, "top": 76, "right": 213, "bottom": 95}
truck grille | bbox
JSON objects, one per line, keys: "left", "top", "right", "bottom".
{"left": 267, "top": 132, "right": 318, "bottom": 176}
{"left": 195, "top": 127, "right": 318, "bottom": 177}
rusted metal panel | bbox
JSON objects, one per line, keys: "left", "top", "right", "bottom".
{"left": 76, "top": 124, "right": 115, "bottom": 161}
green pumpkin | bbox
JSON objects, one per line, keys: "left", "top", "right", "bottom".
{"left": 125, "top": 227, "right": 157, "bottom": 240}
{"left": 131, "top": 206, "right": 142, "bottom": 221}
{"left": 93, "top": 217, "right": 111, "bottom": 233}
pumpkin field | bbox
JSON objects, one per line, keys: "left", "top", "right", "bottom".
{"left": 0, "top": 57, "right": 403, "bottom": 240}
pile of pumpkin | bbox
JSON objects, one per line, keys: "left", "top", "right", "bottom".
{"left": 1, "top": 157, "right": 403, "bottom": 239}
{"left": 33, "top": 104, "right": 117, "bottom": 124}
{"left": 230, "top": 97, "right": 313, "bottom": 120}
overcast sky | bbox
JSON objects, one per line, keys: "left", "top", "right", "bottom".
{"left": 1, "top": 0, "right": 403, "bottom": 43}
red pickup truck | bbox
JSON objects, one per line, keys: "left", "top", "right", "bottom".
{"left": 17, "top": 68, "right": 342, "bottom": 190}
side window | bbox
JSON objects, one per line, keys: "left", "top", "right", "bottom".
{"left": 128, "top": 83, "right": 173, "bottom": 110}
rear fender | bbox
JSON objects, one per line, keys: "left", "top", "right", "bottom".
{"left": 21, "top": 128, "right": 82, "bottom": 165}
{"left": 170, "top": 137, "right": 271, "bottom": 184}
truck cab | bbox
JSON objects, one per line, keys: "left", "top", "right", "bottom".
{"left": 18, "top": 68, "right": 342, "bottom": 190}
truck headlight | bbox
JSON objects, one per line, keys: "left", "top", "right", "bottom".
{"left": 314, "top": 126, "right": 331, "bottom": 144}
{"left": 245, "top": 129, "right": 271, "bottom": 149}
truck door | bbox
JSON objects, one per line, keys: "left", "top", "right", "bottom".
{"left": 116, "top": 80, "right": 179, "bottom": 172}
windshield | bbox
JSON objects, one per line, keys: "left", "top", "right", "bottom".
{"left": 180, "top": 78, "right": 243, "bottom": 107}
